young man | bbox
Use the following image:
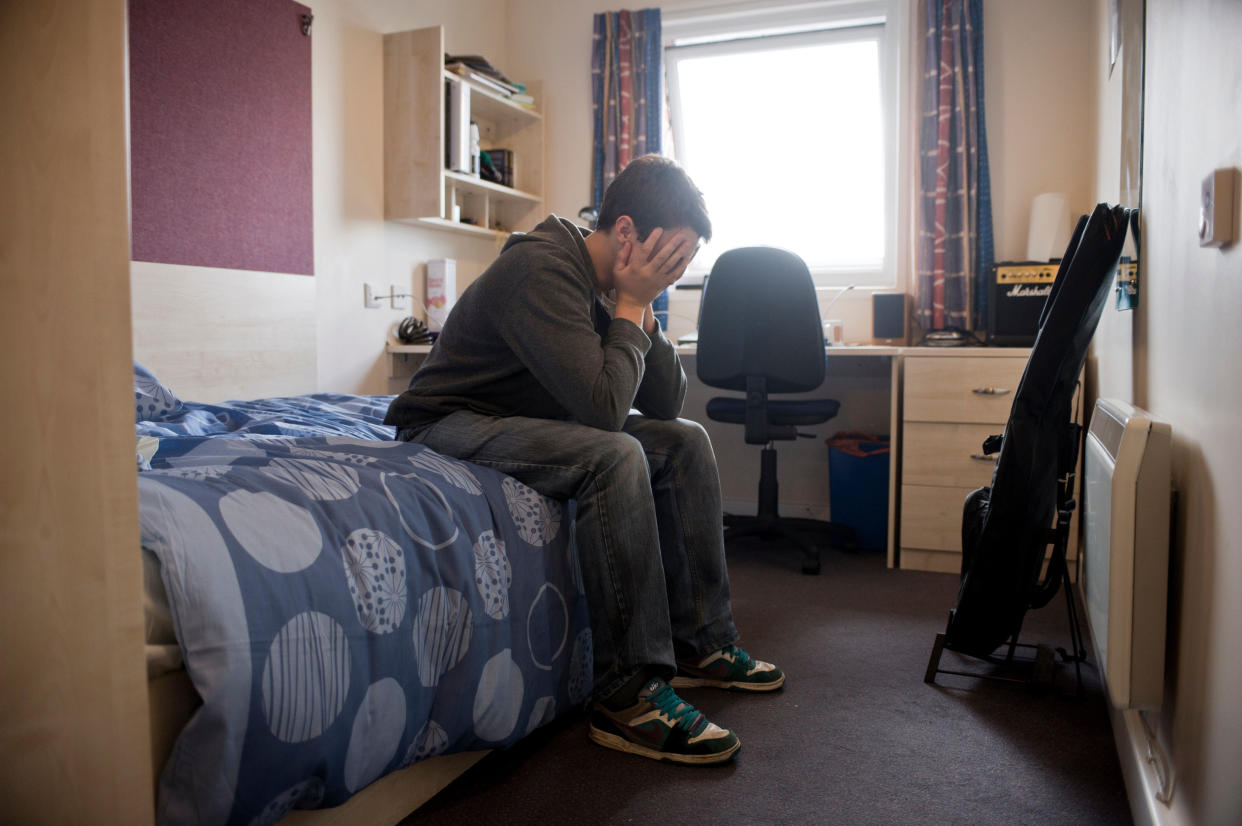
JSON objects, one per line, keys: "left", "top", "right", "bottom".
{"left": 385, "top": 155, "right": 783, "bottom": 766}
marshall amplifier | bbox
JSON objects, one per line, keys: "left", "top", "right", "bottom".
{"left": 987, "top": 261, "right": 1058, "bottom": 346}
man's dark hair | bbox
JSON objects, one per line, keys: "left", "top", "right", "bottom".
{"left": 595, "top": 154, "right": 712, "bottom": 242}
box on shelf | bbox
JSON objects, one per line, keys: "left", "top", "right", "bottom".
{"left": 426, "top": 258, "right": 456, "bottom": 331}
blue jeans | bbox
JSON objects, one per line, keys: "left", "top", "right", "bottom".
{"left": 399, "top": 412, "right": 738, "bottom": 701}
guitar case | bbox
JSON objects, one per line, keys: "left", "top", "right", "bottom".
{"left": 945, "top": 203, "right": 1132, "bottom": 657}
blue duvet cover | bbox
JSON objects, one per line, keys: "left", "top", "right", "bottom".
{"left": 135, "top": 369, "right": 592, "bottom": 826}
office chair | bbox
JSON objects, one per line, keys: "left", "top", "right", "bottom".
{"left": 696, "top": 246, "right": 856, "bottom": 575}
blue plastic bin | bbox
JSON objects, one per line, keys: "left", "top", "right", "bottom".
{"left": 827, "top": 432, "right": 891, "bottom": 551}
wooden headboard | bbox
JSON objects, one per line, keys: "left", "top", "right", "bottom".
{"left": 131, "top": 262, "right": 316, "bottom": 403}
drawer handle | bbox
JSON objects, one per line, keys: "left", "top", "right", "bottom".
{"left": 969, "top": 453, "right": 997, "bottom": 461}
{"left": 971, "top": 387, "right": 1011, "bottom": 396}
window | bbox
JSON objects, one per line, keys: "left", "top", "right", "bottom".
{"left": 665, "top": 1, "right": 907, "bottom": 287}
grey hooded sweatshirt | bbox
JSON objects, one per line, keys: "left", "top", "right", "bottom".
{"left": 383, "top": 215, "right": 687, "bottom": 433}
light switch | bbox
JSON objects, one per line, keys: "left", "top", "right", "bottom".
{"left": 1199, "top": 168, "right": 1237, "bottom": 248}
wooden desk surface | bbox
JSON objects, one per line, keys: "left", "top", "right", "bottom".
{"left": 675, "top": 343, "right": 901, "bottom": 357}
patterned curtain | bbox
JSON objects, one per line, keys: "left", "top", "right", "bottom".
{"left": 591, "top": 8, "right": 663, "bottom": 212}
{"left": 916, "top": 0, "right": 993, "bottom": 332}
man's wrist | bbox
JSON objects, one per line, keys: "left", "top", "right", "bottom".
{"left": 613, "top": 296, "right": 649, "bottom": 329}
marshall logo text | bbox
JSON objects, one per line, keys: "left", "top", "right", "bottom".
{"left": 1006, "top": 284, "right": 1053, "bottom": 299}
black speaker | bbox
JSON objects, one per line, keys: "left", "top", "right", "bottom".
{"left": 872, "top": 293, "right": 908, "bottom": 343}
{"left": 986, "top": 262, "right": 1057, "bottom": 346}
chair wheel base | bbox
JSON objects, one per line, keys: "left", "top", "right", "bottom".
{"left": 723, "top": 515, "right": 846, "bottom": 575}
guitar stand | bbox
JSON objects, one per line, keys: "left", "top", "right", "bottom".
{"left": 924, "top": 554, "right": 1088, "bottom": 696}
{"left": 926, "top": 416, "right": 1090, "bottom": 696}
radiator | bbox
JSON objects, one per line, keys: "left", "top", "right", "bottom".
{"left": 1082, "top": 398, "right": 1172, "bottom": 710}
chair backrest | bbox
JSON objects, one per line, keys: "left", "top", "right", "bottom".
{"left": 695, "top": 246, "right": 825, "bottom": 393}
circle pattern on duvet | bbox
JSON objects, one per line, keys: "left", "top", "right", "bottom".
{"left": 261, "top": 611, "right": 350, "bottom": 743}
{"left": 287, "top": 445, "right": 378, "bottom": 466}
{"left": 155, "top": 465, "right": 230, "bottom": 482}
{"left": 473, "top": 530, "right": 511, "bottom": 620}
{"left": 502, "top": 477, "right": 561, "bottom": 545}
{"left": 526, "top": 582, "right": 568, "bottom": 671}
{"left": 221, "top": 490, "right": 323, "bottom": 573}
{"left": 247, "top": 777, "right": 324, "bottom": 826}
{"left": 263, "top": 457, "right": 360, "bottom": 500}
{"left": 412, "top": 587, "right": 473, "bottom": 687}
{"left": 567, "top": 627, "right": 594, "bottom": 705}
{"left": 526, "top": 696, "right": 556, "bottom": 735}
{"left": 402, "top": 719, "right": 449, "bottom": 767}
{"left": 408, "top": 450, "right": 482, "bottom": 494}
{"left": 343, "top": 678, "right": 407, "bottom": 793}
{"left": 472, "top": 649, "right": 523, "bottom": 742}
{"left": 341, "top": 529, "right": 407, "bottom": 634}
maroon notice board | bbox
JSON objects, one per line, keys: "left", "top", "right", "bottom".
{"left": 129, "top": 0, "right": 314, "bottom": 275}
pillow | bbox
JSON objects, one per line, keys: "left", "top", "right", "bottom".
{"left": 134, "top": 362, "right": 184, "bottom": 422}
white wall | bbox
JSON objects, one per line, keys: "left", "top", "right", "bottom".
{"left": 301, "top": 0, "right": 525, "bottom": 394}
{"left": 983, "top": 0, "right": 1095, "bottom": 260}
{"left": 1098, "top": 2, "right": 1242, "bottom": 823}
{"left": 131, "top": 0, "right": 518, "bottom": 399}
{"left": 1087, "top": 0, "right": 1135, "bottom": 406}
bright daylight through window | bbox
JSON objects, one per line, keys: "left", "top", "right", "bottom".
{"left": 667, "top": 13, "right": 898, "bottom": 287}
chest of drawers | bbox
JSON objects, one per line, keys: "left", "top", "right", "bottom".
{"left": 897, "top": 350, "right": 1080, "bottom": 575}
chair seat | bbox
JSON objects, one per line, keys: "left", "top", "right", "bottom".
{"left": 706, "top": 397, "right": 840, "bottom": 426}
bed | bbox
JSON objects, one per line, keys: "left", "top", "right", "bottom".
{"left": 134, "top": 364, "right": 593, "bottom": 825}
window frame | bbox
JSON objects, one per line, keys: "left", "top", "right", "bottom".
{"left": 663, "top": 0, "right": 908, "bottom": 289}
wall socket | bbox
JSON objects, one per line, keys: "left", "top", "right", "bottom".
{"left": 390, "top": 284, "right": 407, "bottom": 310}
{"left": 363, "top": 282, "right": 382, "bottom": 308}
{"left": 1199, "top": 168, "right": 1237, "bottom": 248}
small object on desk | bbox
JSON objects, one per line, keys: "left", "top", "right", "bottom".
{"left": 823, "top": 319, "right": 844, "bottom": 346}
{"left": 872, "top": 292, "right": 909, "bottom": 343}
{"left": 397, "top": 316, "right": 435, "bottom": 344}
{"left": 922, "top": 329, "right": 972, "bottom": 347}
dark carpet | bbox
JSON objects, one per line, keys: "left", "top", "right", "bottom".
{"left": 401, "top": 540, "right": 1132, "bottom": 825}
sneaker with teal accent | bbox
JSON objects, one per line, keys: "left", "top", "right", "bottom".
{"left": 670, "top": 644, "right": 786, "bottom": 692}
{"left": 588, "top": 679, "right": 740, "bottom": 765}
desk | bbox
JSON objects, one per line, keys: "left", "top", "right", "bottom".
{"left": 387, "top": 342, "right": 433, "bottom": 395}
{"left": 386, "top": 342, "right": 1046, "bottom": 573}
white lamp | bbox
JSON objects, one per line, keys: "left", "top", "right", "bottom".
{"left": 1026, "top": 192, "right": 1072, "bottom": 261}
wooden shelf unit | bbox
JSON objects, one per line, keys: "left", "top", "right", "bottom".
{"left": 383, "top": 26, "right": 544, "bottom": 238}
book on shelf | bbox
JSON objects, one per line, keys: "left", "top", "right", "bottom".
{"left": 480, "top": 148, "right": 515, "bottom": 188}
{"left": 445, "top": 62, "right": 521, "bottom": 97}
{"left": 444, "top": 54, "right": 519, "bottom": 89}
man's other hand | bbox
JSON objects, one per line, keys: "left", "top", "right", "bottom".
{"left": 613, "top": 227, "right": 699, "bottom": 308}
